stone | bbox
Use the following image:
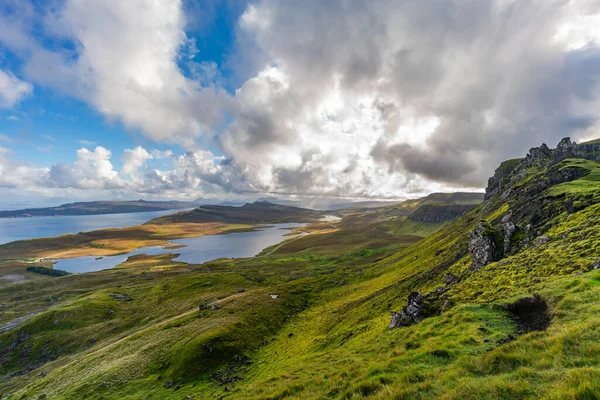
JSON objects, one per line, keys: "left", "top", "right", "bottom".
{"left": 468, "top": 222, "right": 498, "bottom": 271}
{"left": 534, "top": 235, "right": 551, "bottom": 246}
{"left": 269, "top": 294, "right": 279, "bottom": 299}
{"left": 389, "top": 292, "right": 424, "bottom": 329}
{"left": 501, "top": 211, "right": 518, "bottom": 255}
{"left": 589, "top": 260, "right": 600, "bottom": 271}
{"left": 524, "top": 143, "right": 553, "bottom": 167}
{"left": 109, "top": 293, "right": 133, "bottom": 302}
{"left": 164, "top": 380, "right": 174, "bottom": 389}
{"left": 211, "top": 304, "right": 221, "bottom": 311}
{"left": 556, "top": 137, "right": 577, "bottom": 157}
{"left": 444, "top": 273, "right": 457, "bottom": 286}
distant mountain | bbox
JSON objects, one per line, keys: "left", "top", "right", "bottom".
{"left": 0, "top": 200, "right": 197, "bottom": 218}
{"left": 149, "top": 200, "right": 323, "bottom": 225}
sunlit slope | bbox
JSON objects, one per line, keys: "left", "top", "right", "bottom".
{"left": 2, "top": 138, "right": 600, "bottom": 399}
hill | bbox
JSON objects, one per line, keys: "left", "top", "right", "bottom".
{"left": 0, "top": 200, "right": 196, "bottom": 218}
{"left": 149, "top": 201, "right": 324, "bottom": 225}
{"left": 1, "top": 138, "right": 600, "bottom": 398}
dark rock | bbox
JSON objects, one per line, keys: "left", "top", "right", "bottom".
{"left": 199, "top": 303, "right": 211, "bottom": 310}
{"left": 589, "top": 260, "right": 600, "bottom": 271}
{"left": 99, "top": 382, "right": 108, "bottom": 388}
{"left": 164, "top": 380, "right": 174, "bottom": 389}
{"left": 501, "top": 211, "right": 517, "bottom": 255}
{"left": 389, "top": 292, "right": 424, "bottom": 329}
{"left": 211, "top": 304, "right": 221, "bottom": 311}
{"left": 524, "top": 143, "right": 553, "bottom": 167}
{"left": 444, "top": 273, "right": 457, "bottom": 286}
{"left": 574, "top": 271, "right": 583, "bottom": 276}
{"left": 555, "top": 137, "right": 577, "bottom": 160}
{"left": 109, "top": 293, "right": 133, "bottom": 302}
{"left": 468, "top": 222, "right": 499, "bottom": 271}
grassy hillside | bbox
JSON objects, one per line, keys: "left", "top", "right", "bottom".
{"left": 1, "top": 139, "right": 600, "bottom": 399}
{"left": 150, "top": 201, "right": 323, "bottom": 225}
{"left": 0, "top": 200, "right": 195, "bottom": 219}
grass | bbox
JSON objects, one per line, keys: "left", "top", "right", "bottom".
{"left": 1, "top": 155, "right": 600, "bottom": 399}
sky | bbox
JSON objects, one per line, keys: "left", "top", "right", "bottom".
{"left": 1, "top": 0, "right": 600, "bottom": 209}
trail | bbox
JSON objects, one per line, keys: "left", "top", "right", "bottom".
{"left": 0, "top": 311, "right": 41, "bottom": 333}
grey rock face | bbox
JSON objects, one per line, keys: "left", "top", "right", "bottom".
{"left": 589, "top": 260, "right": 600, "bottom": 271}
{"left": 468, "top": 222, "right": 497, "bottom": 271}
{"left": 501, "top": 211, "right": 517, "bottom": 256}
{"left": 389, "top": 292, "right": 424, "bottom": 329}
{"left": 556, "top": 137, "right": 577, "bottom": 156}
{"left": 524, "top": 143, "right": 553, "bottom": 167}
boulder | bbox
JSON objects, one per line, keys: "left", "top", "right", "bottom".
{"left": 389, "top": 292, "right": 424, "bottom": 329}
{"left": 444, "top": 273, "right": 457, "bottom": 286}
{"left": 589, "top": 260, "right": 600, "bottom": 271}
{"left": 534, "top": 235, "right": 551, "bottom": 246}
{"left": 468, "top": 222, "right": 498, "bottom": 271}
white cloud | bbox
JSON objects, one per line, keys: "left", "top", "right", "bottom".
{"left": 3, "top": 0, "right": 600, "bottom": 201}
{"left": 0, "top": 69, "right": 32, "bottom": 108}
{"left": 121, "top": 146, "right": 152, "bottom": 179}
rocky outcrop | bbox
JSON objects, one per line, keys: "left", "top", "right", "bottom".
{"left": 500, "top": 211, "right": 518, "bottom": 256}
{"left": 389, "top": 292, "right": 424, "bottom": 329}
{"left": 524, "top": 143, "right": 553, "bottom": 167}
{"left": 468, "top": 222, "right": 500, "bottom": 271}
{"left": 408, "top": 204, "right": 478, "bottom": 224}
{"left": 485, "top": 137, "right": 599, "bottom": 201}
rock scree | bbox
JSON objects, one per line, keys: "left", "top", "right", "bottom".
{"left": 389, "top": 292, "right": 424, "bottom": 329}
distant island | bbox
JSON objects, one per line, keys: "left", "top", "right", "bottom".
{"left": 0, "top": 200, "right": 197, "bottom": 218}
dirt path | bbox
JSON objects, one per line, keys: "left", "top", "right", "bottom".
{"left": 0, "top": 311, "right": 40, "bottom": 333}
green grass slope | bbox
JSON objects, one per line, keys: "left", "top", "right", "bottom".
{"left": 1, "top": 138, "right": 600, "bottom": 399}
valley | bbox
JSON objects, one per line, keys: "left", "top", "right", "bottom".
{"left": 0, "top": 138, "right": 599, "bottom": 399}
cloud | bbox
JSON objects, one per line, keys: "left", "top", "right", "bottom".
{"left": 0, "top": 144, "right": 232, "bottom": 201}
{"left": 121, "top": 146, "right": 152, "bottom": 179}
{"left": 78, "top": 140, "right": 96, "bottom": 146}
{"left": 0, "top": 69, "right": 32, "bottom": 108}
{"left": 0, "top": 146, "right": 49, "bottom": 189}
{"left": 223, "top": 0, "right": 600, "bottom": 193}
{"left": 3, "top": 0, "right": 600, "bottom": 200}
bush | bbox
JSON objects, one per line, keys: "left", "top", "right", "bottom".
{"left": 26, "top": 266, "right": 70, "bottom": 277}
